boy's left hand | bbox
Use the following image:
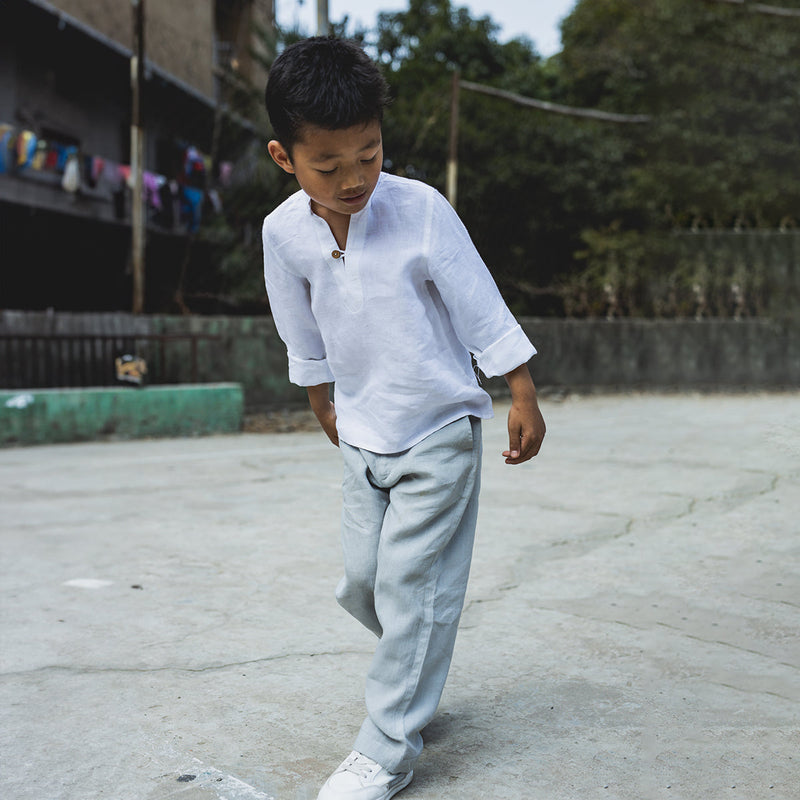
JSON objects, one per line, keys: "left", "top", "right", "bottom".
{"left": 503, "top": 398, "right": 546, "bottom": 464}
{"left": 502, "top": 363, "right": 546, "bottom": 465}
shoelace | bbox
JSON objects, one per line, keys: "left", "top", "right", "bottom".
{"left": 341, "top": 752, "right": 379, "bottom": 780}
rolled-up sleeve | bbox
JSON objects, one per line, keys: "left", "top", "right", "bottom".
{"left": 263, "top": 222, "right": 335, "bottom": 387}
{"left": 472, "top": 324, "right": 536, "bottom": 378}
{"left": 426, "top": 191, "right": 536, "bottom": 378}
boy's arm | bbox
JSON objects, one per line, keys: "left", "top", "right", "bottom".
{"left": 502, "top": 363, "right": 545, "bottom": 465}
{"left": 307, "top": 383, "right": 339, "bottom": 447}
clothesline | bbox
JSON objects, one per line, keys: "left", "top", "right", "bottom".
{"left": 0, "top": 123, "right": 231, "bottom": 233}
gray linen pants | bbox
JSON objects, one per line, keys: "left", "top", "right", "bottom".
{"left": 336, "top": 415, "right": 482, "bottom": 774}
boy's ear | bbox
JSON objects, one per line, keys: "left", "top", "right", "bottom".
{"left": 268, "top": 140, "right": 295, "bottom": 174}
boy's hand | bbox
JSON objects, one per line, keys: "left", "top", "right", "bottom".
{"left": 502, "top": 364, "right": 546, "bottom": 465}
{"left": 307, "top": 384, "right": 339, "bottom": 447}
{"left": 316, "top": 401, "right": 339, "bottom": 447}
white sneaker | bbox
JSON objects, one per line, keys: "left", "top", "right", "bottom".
{"left": 316, "top": 751, "right": 413, "bottom": 800}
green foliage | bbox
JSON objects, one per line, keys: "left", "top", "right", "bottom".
{"left": 196, "top": 0, "right": 800, "bottom": 318}
{"left": 557, "top": 0, "right": 800, "bottom": 316}
{"left": 374, "top": 0, "right": 631, "bottom": 314}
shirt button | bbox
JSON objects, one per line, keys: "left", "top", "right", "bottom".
{"left": 331, "top": 250, "right": 343, "bottom": 259}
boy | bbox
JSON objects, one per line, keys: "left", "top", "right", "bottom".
{"left": 263, "top": 37, "right": 545, "bottom": 800}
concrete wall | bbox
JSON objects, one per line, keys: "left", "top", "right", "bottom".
{"left": 2, "top": 312, "right": 798, "bottom": 410}
{"left": 519, "top": 318, "right": 798, "bottom": 391}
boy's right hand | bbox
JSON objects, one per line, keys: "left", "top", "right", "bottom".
{"left": 317, "top": 401, "right": 339, "bottom": 447}
{"left": 307, "top": 384, "right": 339, "bottom": 447}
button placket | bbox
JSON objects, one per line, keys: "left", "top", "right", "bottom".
{"left": 310, "top": 207, "right": 365, "bottom": 313}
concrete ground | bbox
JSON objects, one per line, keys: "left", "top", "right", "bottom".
{"left": 1, "top": 392, "right": 798, "bottom": 800}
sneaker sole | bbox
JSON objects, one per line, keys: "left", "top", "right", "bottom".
{"left": 386, "top": 769, "right": 413, "bottom": 799}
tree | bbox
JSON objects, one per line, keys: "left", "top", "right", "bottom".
{"left": 193, "top": 0, "right": 800, "bottom": 318}
{"left": 555, "top": 0, "right": 800, "bottom": 316}
{"left": 189, "top": 1, "right": 650, "bottom": 315}
{"left": 375, "top": 0, "right": 631, "bottom": 314}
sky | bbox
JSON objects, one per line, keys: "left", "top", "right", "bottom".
{"left": 275, "top": 0, "right": 579, "bottom": 57}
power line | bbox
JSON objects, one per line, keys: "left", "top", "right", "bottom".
{"left": 703, "top": 0, "right": 800, "bottom": 18}
{"left": 458, "top": 80, "right": 652, "bottom": 124}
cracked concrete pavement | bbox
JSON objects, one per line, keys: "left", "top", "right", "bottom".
{"left": 1, "top": 392, "right": 799, "bottom": 800}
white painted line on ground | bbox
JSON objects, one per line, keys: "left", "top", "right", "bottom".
{"left": 181, "top": 758, "right": 275, "bottom": 800}
{"left": 62, "top": 578, "right": 113, "bottom": 589}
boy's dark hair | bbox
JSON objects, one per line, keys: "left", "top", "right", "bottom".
{"left": 265, "top": 37, "right": 389, "bottom": 155}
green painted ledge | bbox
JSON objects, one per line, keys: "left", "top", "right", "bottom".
{"left": 1, "top": 384, "right": 244, "bottom": 447}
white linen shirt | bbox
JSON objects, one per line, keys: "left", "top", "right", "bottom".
{"left": 262, "top": 172, "right": 536, "bottom": 453}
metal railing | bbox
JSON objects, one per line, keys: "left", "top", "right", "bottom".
{"left": 0, "top": 333, "right": 221, "bottom": 390}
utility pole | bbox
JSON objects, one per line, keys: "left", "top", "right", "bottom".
{"left": 317, "top": 0, "right": 329, "bottom": 35}
{"left": 447, "top": 70, "right": 460, "bottom": 209}
{"left": 130, "top": 0, "right": 146, "bottom": 314}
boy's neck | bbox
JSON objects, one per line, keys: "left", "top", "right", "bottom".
{"left": 311, "top": 200, "right": 351, "bottom": 251}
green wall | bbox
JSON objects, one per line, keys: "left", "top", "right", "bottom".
{"left": 1, "top": 384, "right": 243, "bottom": 447}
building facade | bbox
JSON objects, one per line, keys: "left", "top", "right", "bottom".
{"left": 0, "top": 0, "right": 270, "bottom": 311}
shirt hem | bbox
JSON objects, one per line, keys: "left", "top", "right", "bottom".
{"left": 338, "top": 404, "right": 494, "bottom": 455}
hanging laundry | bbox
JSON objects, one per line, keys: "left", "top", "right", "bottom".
{"left": 118, "top": 164, "right": 131, "bottom": 188}
{"left": 101, "top": 159, "right": 121, "bottom": 191}
{"left": 184, "top": 145, "right": 206, "bottom": 189}
{"left": 55, "top": 145, "right": 77, "bottom": 172}
{"left": 181, "top": 186, "right": 204, "bottom": 233}
{"left": 169, "top": 179, "right": 181, "bottom": 227}
{"left": 143, "top": 171, "right": 165, "bottom": 210}
{"left": 92, "top": 156, "right": 105, "bottom": 184}
{"left": 184, "top": 146, "right": 202, "bottom": 172}
{"left": 207, "top": 188, "right": 222, "bottom": 214}
{"left": 0, "top": 125, "right": 13, "bottom": 174}
{"left": 82, "top": 154, "right": 96, "bottom": 187}
{"left": 16, "top": 130, "right": 37, "bottom": 169}
{"left": 103, "top": 159, "right": 125, "bottom": 219}
{"left": 155, "top": 180, "right": 175, "bottom": 228}
{"left": 31, "top": 140, "right": 48, "bottom": 170}
{"left": 44, "top": 147, "right": 59, "bottom": 170}
{"left": 62, "top": 153, "right": 80, "bottom": 192}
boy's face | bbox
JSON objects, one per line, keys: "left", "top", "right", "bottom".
{"left": 268, "top": 120, "right": 383, "bottom": 227}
